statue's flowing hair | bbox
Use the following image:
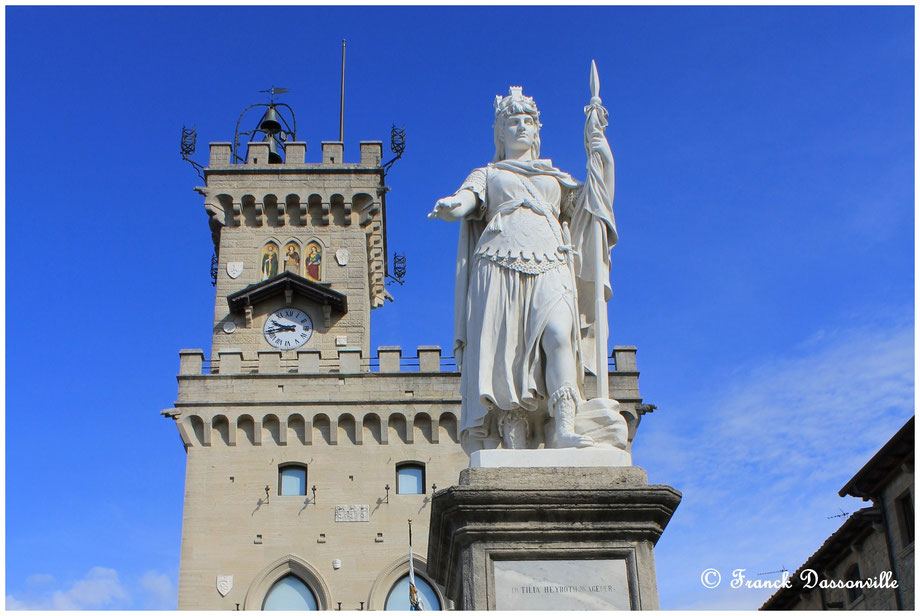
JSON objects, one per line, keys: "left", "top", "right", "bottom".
{"left": 493, "top": 99, "right": 542, "bottom": 162}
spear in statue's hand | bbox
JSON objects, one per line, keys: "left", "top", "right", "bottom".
{"left": 568, "top": 60, "right": 628, "bottom": 449}
{"left": 572, "top": 59, "right": 618, "bottom": 400}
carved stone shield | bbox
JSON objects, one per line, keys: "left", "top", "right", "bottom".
{"left": 335, "top": 248, "right": 349, "bottom": 266}
{"left": 216, "top": 575, "right": 233, "bottom": 597}
{"left": 226, "top": 262, "right": 244, "bottom": 279}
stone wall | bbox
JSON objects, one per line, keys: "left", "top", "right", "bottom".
{"left": 167, "top": 346, "right": 647, "bottom": 609}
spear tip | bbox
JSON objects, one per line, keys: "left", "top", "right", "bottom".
{"left": 589, "top": 59, "right": 600, "bottom": 98}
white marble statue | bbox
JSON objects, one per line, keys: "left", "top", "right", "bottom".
{"left": 429, "top": 64, "right": 629, "bottom": 455}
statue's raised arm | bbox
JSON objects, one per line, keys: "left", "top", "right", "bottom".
{"left": 429, "top": 71, "right": 629, "bottom": 459}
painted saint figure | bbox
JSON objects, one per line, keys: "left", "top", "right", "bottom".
{"left": 305, "top": 244, "right": 321, "bottom": 281}
{"left": 261, "top": 243, "right": 279, "bottom": 280}
{"left": 284, "top": 243, "right": 300, "bottom": 274}
{"left": 429, "top": 86, "right": 617, "bottom": 454}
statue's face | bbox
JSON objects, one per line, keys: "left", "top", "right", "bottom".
{"left": 502, "top": 113, "right": 537, "bottom": 154}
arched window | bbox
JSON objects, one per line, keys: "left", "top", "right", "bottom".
{"left": 845, "top": 564, "right": 863, "bottom": 603}
{"left": 262, "top": 575, "right": 318, "bottom": 610}
{"left": 384, "top": 574, "right": 441, "bottom": 610}
{"left": 278, "top": 464, "right": 307, "bottom": 496}
{"left": 396, "top": 462, "right": 425, "bottom": 495}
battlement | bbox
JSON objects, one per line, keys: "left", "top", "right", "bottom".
{"left": 207, "top": 141, "right": 383, "bottom": 169}
{"left": 178, "top": 346, "right": 638, "bottom": 376}
{"left": 167, "top": 345, "right": 642, "bottom": 452}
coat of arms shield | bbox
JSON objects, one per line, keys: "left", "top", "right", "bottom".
{"left": 226, "top": 262, "right": 244, "bottom": 279}
{"left": 216, "top": 575, "right": 233, "bottom": 597}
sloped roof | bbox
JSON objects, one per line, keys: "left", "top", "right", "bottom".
{"left": 760, "top": 507, "right": 881, "bottom": 610}
{"left": 226, "top": 271, "right": 347, "bottom": 314}
{"left": 839, "top": 416, "right": 914, "bottom": 500}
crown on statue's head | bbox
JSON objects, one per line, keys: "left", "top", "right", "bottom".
{"left": 494, "top": 86, "right": 540, "bottom": 124}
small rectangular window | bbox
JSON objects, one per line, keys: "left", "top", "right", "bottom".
{"left": 396, "top": 463, "right": 425, "bottom": 494}
{"left": 279, "top": 464, "right": 307, "bottom": 496}
{"left": 845, "top": 564, "right": 862, "bottom": 603}
{"left": 897, "top": 491, "right": 913, "bottom": 546}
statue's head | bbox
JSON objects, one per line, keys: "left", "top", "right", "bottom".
{"left": 493, "top": 86, "right": 541, "bottom": 162}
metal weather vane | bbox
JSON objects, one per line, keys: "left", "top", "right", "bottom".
{"left": 259, "top": 85, "right": 290, "bottom": 103}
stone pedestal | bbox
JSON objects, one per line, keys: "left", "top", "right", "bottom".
{"left": 427, "top": 466, "right": 680, "bottom": 610}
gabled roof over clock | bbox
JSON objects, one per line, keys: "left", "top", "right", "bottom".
{"left": 226, "top": 271, "right": 348, "bottom": 314}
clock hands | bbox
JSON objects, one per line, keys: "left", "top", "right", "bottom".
{"left": 266, "top": 319, "right": 297, "bottom": 334}
{"left": 265, "top": 325, "right": 297, "bottom": 333}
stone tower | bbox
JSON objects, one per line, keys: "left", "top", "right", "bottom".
{"left": 164, "top": 100, "right": 654, "bottom": 611}
{"left": 164, "top": 103, "right": 470, "bottom": 610}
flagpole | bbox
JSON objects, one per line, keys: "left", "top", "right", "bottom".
{"left": 408, "top": 519, "right": 422, "bottom": 610}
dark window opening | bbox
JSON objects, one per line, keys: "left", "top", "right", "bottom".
{"left": 845, "top": 564, "right": 863, "bottom": 603}
{"left": 897, "top": 491, "right": 914, "bottom": 546}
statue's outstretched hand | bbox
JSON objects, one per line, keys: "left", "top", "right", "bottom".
{"left": 429, "top": 192, "right": 477, "bottom": 221}
{"left": 428, "top": 197, "right": 456, "bottom": 220}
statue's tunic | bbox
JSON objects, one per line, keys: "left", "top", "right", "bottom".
{"left": 454, "top": 161, "right": 581, "bottom": 453}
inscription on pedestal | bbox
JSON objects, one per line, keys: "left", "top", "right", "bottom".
{"left": 493, "top": 559, "right": 630, "bottom": 610}
{"left": 333, "top": 504, "right": 369, "bottom": 522}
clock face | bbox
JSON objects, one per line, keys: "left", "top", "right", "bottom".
{"left": 263, "top": 308, "right": 314, "bottom": 350}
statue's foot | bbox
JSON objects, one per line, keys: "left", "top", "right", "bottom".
{"left": 544, "top": 419, "right": 594, "bottom": 449}
{"left": 546, "top": 384, "right": 594, "bottom": 448}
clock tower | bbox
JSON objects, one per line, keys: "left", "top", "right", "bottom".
{"left": 201, "top": 115, "right": 389, "bottom": 362}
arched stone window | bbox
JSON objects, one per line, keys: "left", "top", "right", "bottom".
{"left": 262, "top": 575, "right": 318, "bottom": 610}
{"left": 384, "top": 574, "right": 442, "bottom": 610}
{"left": 244, "top": 555, "right": 330, "bottom": 610}
{"left": 367, "top": 555, "right": 446, "bottom": 611}
{"left": 278, "top": 463, "right": 307, "bottom": 496}
{"left": 396, "top": 462, "right": 425, "bottom": 495}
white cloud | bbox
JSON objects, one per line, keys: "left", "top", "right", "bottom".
{"left": 24, "top": 574, "right": 54, "bottom": 588}
{"left": 139, "top": 570, "right": 176, "bottom": 609}
{"left": 7, "top": 566, "right": 176, "bottom": 610}
{"left": 637, "top": 318, "right": 913, "bottom": 609}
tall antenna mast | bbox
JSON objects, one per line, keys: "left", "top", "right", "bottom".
{"left": 339, "top": 39, "right": 346, "bottom": 143}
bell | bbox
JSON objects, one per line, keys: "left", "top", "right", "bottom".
{"left": 264, "top": 134, "right": 283, "bottom": 164}
{"left": 259, "top": 106, "right": 282, "bottom": 134}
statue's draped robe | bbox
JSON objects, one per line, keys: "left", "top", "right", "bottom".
{"left": 453, "top": 160, "right": 614, "bottom": 454}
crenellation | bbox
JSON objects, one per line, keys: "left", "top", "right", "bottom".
{"left": 418, "top": 346, "right": 442, "bottom": 372}
{"left": 613, "top": 346, "right": 637, "bottom": 372}
{"left": 218, "top": 349, "right": 243, "bottom": 374}
{"left": 257, "top": 350, "right": 282, "bottom": 374}
{"left": 179, "top": 349, "right": 205, "bottom": 375}
{"left": 209, "top": 142, "right": 232, "bottom": 166}
{"left": 285, "top": 142, "right": 307, "bottom": 164}
{"left": 338, "top": 349, "right": 362, "bottom": 374}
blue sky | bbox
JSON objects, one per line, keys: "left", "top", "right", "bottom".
{"left": 5, "top": 5, "right": 914, "bottom": 610}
